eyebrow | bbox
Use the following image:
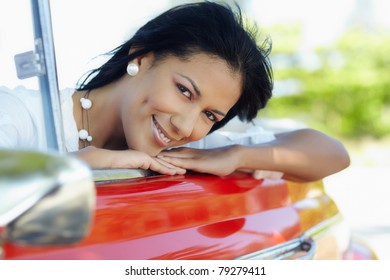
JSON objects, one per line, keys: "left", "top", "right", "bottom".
{"left": 179, "top": 74, "right": 227, "bottom": 118}
{"left": 211, "top": 109, "right": 226, "bottom": 118}
{"left": 179, "top": 74, "right": 201, "bottom": 97}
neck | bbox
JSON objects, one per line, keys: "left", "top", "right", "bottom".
{"left": 73, "top": 86, "right": 126, "bottom": 149}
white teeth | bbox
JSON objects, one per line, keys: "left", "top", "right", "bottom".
{"left": 153, "top": 118, "right": 171, "bottom": 143}
{"left": 158, "top": 129, "right": 171, "bottom": 143}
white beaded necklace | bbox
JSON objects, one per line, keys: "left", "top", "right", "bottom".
{"left": 78, "top": 90, "right": 93, "bottom": 145}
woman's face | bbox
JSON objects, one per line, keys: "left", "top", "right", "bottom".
{"left": 119, "top": 52, "right": 242, "bottom": 156}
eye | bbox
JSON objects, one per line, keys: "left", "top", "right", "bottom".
{"left": 204, "top": 111, "right": 217, "bottom": 123}
{"left": 177, "top": 84, "right": 192, "bottom": 99}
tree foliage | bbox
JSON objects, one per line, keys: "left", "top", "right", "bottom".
{"left": 261, "top": 24, "right": 390, "bottom": 139}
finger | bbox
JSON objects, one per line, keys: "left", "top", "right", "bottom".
{"left": 148, "top": 161, "right": 177, "bottom": 175}
{"left": 158, "top": 152, "right": 192, "bottom": 159}
{"left": 154, "top": 157, "right": 187, "bottom": 175}
{"left": 157, "top": 156, "right": 200, "bottom": 171}
{"left": 159, "top": 148, "right": 199, "bottom": 158}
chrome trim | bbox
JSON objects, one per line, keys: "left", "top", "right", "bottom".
{"left": 1, "top": 149, "right": 95, "bottom": 245}
{"left": 14, "top": 50, "right": 45, "bottom": 79}
{"left": 31, "top": 0, "right": 65, "bottom": 152}
{"left": 295, "top": 238, "right": 316, "bottom": 260}
{"left": 237, "top": 214, "right": 342, "bottom": 260}
{"left": 93, "top": 169, "right": 158, "bottom": 184}
{"left": 0, "top": 151, "right": 60, "bottom": 227}
{"left": 0, "top": 228, "right": 4, "bottom": 259}
{"left": 237, "top": 237, "right": 316, "bottom": 260}
{"left": 0, "top": 242, "right": 3, "bottom": 259}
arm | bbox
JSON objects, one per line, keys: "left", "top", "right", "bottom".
{"left": 158, "top": 128, "right": 350, "bottom": 182}
{"left": 237, "top": 128, "right": 350, "bottom": 181}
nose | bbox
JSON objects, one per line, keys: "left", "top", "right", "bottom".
{"left": 170, "top": 110, "right": 199, "bottom": 139}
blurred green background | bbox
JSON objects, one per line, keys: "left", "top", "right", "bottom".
{"left": 261, "top": 23, "right": 390, "bottom": 141}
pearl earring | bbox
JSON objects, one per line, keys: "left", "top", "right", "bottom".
{"left": 127, "top": 62, "right": 139, "bottom": 76}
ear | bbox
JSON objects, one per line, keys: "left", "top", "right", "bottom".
{"left": 137, "top": 51, "right": 155, "bottom": 70}
{"left": 128, "top": 47, "right": 155, "bottom": 70}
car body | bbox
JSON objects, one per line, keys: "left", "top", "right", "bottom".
{"left": 1, "top": 162, "right": 376, "bottom": 260}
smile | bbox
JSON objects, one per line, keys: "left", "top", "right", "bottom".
{"left": 152, "top": 116, "right": 172, "bottom": 146}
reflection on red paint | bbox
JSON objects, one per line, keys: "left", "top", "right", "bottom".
{"left": 4, "top": 173, "right": 339, "bottom": 260}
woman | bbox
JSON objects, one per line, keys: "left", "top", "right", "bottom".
{"left": 0, "top": 2, "right": 350, "bottom": 181}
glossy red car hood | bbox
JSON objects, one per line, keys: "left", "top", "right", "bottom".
{"left": 4, "top": 173, "right": 337, "bottom": 259}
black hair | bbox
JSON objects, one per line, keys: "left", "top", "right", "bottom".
{"left": 77, "top": 1, "right": 273, "bottom": 133}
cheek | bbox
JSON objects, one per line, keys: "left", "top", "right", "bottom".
{"left": 150, "top": 98, "right": 171, "bottom": 111}
{"left": 187, "top": 121, "right": 213, "bottom": 142}
{"left": 148, "top": 91, "right": 180, "bottom": 112}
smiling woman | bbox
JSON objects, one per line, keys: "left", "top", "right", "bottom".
{"left": 112, "top": 53, "right": 242, "bottom": 156}
{"left": 0, "top": 2, "right": 350, "bottom": 181}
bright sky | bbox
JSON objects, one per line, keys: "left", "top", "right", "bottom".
{"left": 250, "top": 0, "right": 356, "bottom": 49}
{"left": 1, "top": 0, "right": 389, "bottom": 89}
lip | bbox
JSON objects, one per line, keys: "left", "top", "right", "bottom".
{"left": 151, "top": 116, "right": 173, "bottom": 148}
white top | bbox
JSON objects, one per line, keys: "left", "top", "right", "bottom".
{"left": 0, "top": 86, "right": 78, "bottom": 152}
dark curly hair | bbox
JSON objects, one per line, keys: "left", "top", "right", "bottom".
{"left": 77, "top": 1, "right": 273, "bottom": 133}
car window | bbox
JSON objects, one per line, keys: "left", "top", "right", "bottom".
{"left": 0, "top": 1, "right": 38, "bottom": 90}
{"left": 50, "top": 0, "right": 178, "bottom": 89}
{"left": 1, "top": 0, "right": 65, "bottom": 152}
